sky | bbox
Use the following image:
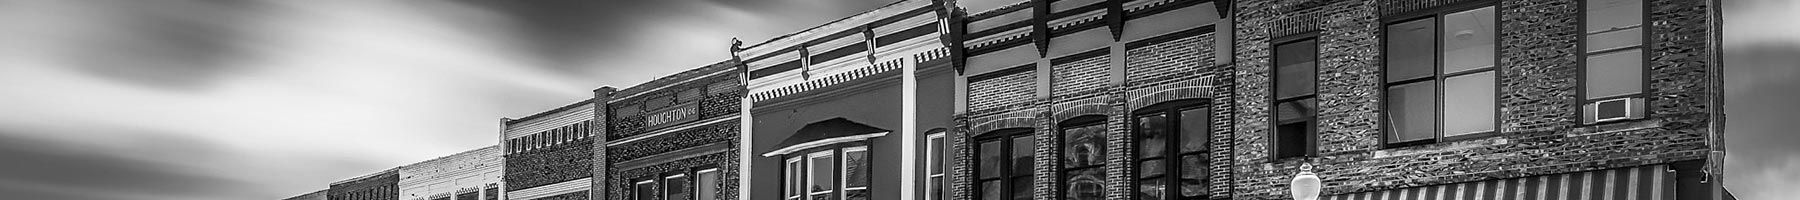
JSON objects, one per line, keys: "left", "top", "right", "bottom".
{"left": 0, "top": 0, "right": 1789, "bottom": 200}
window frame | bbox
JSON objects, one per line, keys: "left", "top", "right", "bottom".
{"left": 664, "top": 173, "right": 691, "bottom": 200}
{"left": 841, "top": 146, "right": 870, "bottom": 200}
{"left": 779, "top": 143, "right": 872, "bottom": 200}
{"left": 923, "top": 131, "right": 948, "bottom": 200}
{"left": 1378, "top": 2, "right": 1504, "bottom": 148}
{"left": 1130, "top": 100, "right": 1211, "bottom": 200}
{"left": 1269, "top": 34, "right": 1320, "bottom": 160}
{"left": 972, "top": 129, "right": 1035, "bottom": 200}
{"left": 635, "top": 178, "right": 660, "bottom": 200}
{"left": 1576, "top": 0, "right": 1653, "bottom": 124}
{"left": 694, "top": 167, "right": 722, "bottom": 200}
{"left": 1057, "top": 116, "right": 1108, "bottom": 200}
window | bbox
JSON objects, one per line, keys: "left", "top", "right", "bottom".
{"left": 1384, "top": 5, "right": 1498, "bottom": 147}
{"left": 975, "top": 130, "right": 1034, "bottom": 200}
{"left": 924, "top": 132, "right": 947, "bottom": 200}
{"left": 781, "top": 146, "right": 871, "bottom": 200}
{"left": 1582, "top": 0, "right": 1646, "bottom": 122}
{"left": 666, "top": 173, "right": 691, "bottom": 200}
{"left": 697, "top": 169, "right": 721, "bottom": 200}
{"left": 842, "top": 147, "right": 870, "bottom": 200}
{"left": 1272, "top": 38, "right": 1318, "bottom": 159}
{"left": 1061, "top": 121, "right": 1106, "bottom": 200}
{"left": 1135, "top": 105, "right": 1210, "bottom": 200}
{"left": 636, "top": 179, "right": 659, "bottom": 200}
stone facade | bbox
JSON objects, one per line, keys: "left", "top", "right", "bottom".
{"left": 600, "top": 61, "right": 743, "bottom": 200}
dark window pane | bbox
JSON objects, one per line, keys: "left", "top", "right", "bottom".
{"left": 1137, "top": 114, "right": 1167, "bottom": 159}
{"left": 1064, "top": 125, "right": 1106, "bottom": 167}
{"left": 1386, "top": 18, "right": 1436, "bottom": 82}
{"left": 1586, "top": 28, "right": 1643, "bottom": 53}
{"left": 1012, "top": 136, "right": 1034, "bottom": 176}
{"left": 979, "top": 140, "right": 1002, "bottom": 179}
{"left": 1586, "top": 0, "right": 1643, "bottom": 33}
{"left": 1179, "top": 155, "right": 1207, "bottom": 198}
{"left": 1138, "top": 159, "right": 1165, "bottom": 179}
{"left": 1139, "top": 178, "right": 1166, "bottom": 200}
{"left": 1179, "top": 108, "right": 1210, "bottom": 153}
{"left": 1442, "top": 6, "right": 1496, "bottom": 74}
{"left": 812, "top": 193, "right": 834, "bottom": 200}
{"left": 1011, "top": 177, "right": 1033, "bottom": 200}
{"left": 637, "top": 182, "right": 657, "bottom": 200}
{"left": 810, "top": 154, "right": 835, "bottom": 193}
{"left": 929, "top": 137, "right": 945, "bottom": 175}
{"left": 927, "top": 177, "right": 944, "bottom": 200}
{"left": 1586, "top": 49, "right": 1644, "bottom": 99}
{"left": 845, "top": 150, "right": 869, "bottom": 188}
{"left": 1444, "top": 72, "right": 1496, "bottom": 136}
{"left": 979, "top": 181, "right": 1003, "bottom": 200}
{"left": 1275, "top": 39, "right": 1317, "bottom": 99}
{"left": 1386, "top": 82, "right": 1437, "bottom": 143}
{"left": 667, "top": 176, "right": 690, "bottom": 200}
{"left": 1275, "top": 122, "right": 1310, "bottom": 158}
{"left": 844, "top": 189, "right": 869, "bottom": 200}
{"left": 1067, "top": 167, "right": 1106, "bottom": 200}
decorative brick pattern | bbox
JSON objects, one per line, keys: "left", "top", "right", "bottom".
{"left": 505, "top": 138, "right": 594, "bottom": 192}
{"left": 531, "top": 191, "right": 590, "bottom": 200}
{"left": 606, "top": 122, "right": 739, "bottom": 161}
{"left": 1052, "top": 54, "right": 1111, "bottom": 100}
{"left": 1125, "top": 33, "right": 1213, "bottom": 87}
{"left": 968, "top": 69, "right": 1037, "bottom": 113}
{"left": 606, "top": 152, "right": 738, "bottom": 200}
{"left": 610, "top": 77, "right": 739, "bottom": 140}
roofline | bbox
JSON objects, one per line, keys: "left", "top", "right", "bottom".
{"left": 504, "top": 99, "right": 595, "bottom": 126}
{"left": 328, "top": 168, "right": 397, "bottom": 186}
{"left": 398, "top": 145, "right": 500, "bottom": 169}
{"left": 609, "top": 60, "right": 740, "bottom": 102}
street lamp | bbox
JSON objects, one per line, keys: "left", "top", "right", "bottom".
{"left": 1290, "top": 163, "right": 1321, "bottom": 200}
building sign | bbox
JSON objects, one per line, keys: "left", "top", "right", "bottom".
{"left": 646, "top": 102, "right": 699, "bottom": 130}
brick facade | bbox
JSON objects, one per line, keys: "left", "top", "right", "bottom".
{"left": 1228, "top": 0, "right": 1721, "bottom": 199}
{"left": 600, "top": 61, "right": 742, "bottom": 200}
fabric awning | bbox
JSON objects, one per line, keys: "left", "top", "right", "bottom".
{"left": 1324, "top": 165, "right": 1672, "bottom": 200}
{"left": 761, "top": 117, "right": 889, "bottom": 157}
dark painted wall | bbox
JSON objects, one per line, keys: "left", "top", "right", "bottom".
{"left": 751, "top": 80, "right": 903, "bottom": 200}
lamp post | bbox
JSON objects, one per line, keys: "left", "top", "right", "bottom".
{"left": 1290, "top": 163, "right": 1321, "bottom": 200}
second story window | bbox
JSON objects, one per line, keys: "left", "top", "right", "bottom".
{"left": 781, "top": 146, "right": 870, "bottom": 200}
{"left": 1134, "top": 104, "right": 1211, "bottom": 200}
{"left": 924, "top": 132, "right": 947, "bottom": 200}
{"left": 1061, "top": 120, "right": 1106, "bottom": 200}
{"left": 1582, "top": 0, "right": 1647, "bottom": 124}
{"left": 1273, "top": 38, "right": 1318, "bottom": 159}
{"left": 666, "top": 173, "right": 690, "bottom": 200}
{"left": 976, "top": 130, "right": 1034, "bottom": 200}
{"left": 1384, "top": 5, "right": 1498, "bottom": 147}
{"left": 635, "top": 179, "right": 658, "bottom": 200}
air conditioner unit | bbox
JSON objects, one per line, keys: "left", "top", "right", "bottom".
{"left": 1583, "top": 97, "right": 1645, "bottom": 124}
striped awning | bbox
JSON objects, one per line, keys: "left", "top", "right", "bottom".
{"left": 1325, "top": 165, "right": 1672, "bottom": 200}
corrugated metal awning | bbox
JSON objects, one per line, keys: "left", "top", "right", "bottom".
{"left": 1325, "top": 165, "right": 1672, "bottom": 200}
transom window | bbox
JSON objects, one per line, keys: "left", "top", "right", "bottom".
{"left": 976, "top": 129, "right": 1035, "bottom": 200}
{"left": 1135, "top": 104, "right": 1211, "bottom": 200}
{"left": 1384, "top": 5, "right": 1499, "bottom": 147}
{"left": 1061, "top": 119, "right": 1106, "bottom": 200}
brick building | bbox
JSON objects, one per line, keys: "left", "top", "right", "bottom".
{"left": 1223, "top": 0, "right": 1726, "bottom": 199}
{"left": 594, "top": 61, "right": 743, "bottom": 200}
{"left": 503, "top": 100, "right": 598, "bottom": 200}
{"left": 399, "top": 146, "right": 503, "bottom": 200}
{"left": 330, "top": 168, "right": 399, "bottom": 200}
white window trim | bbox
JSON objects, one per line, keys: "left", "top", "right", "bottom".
{"left": 786, "top": 157, "right": 804, "bottom": 200}
{"left": 696, "top": 168, "right": 721, "bottom": 200}
{"left": 806, "top": 150, "right": 836, "bottom": 198}
{"left": 665, "top": 174, "right": 688, "bottom": 200}
{"left": 924, "top": 133, "right": 946, "bottom": 200}
{"left": 842, "top": 146, "right": 870, "bottom": 200}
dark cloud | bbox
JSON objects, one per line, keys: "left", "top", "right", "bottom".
{"left": 0, "top": 131, "right": 250, "bottom": 200}
{"left": 1723, "top": 43, "right": 1800, "bottom": 168}
{"left": 61, "top": 0, "right": 266, "bottom": 91}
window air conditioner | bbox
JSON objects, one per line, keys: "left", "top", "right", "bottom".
{"left": 1583, "top": 97, "right": 1645, "bottom": 124}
